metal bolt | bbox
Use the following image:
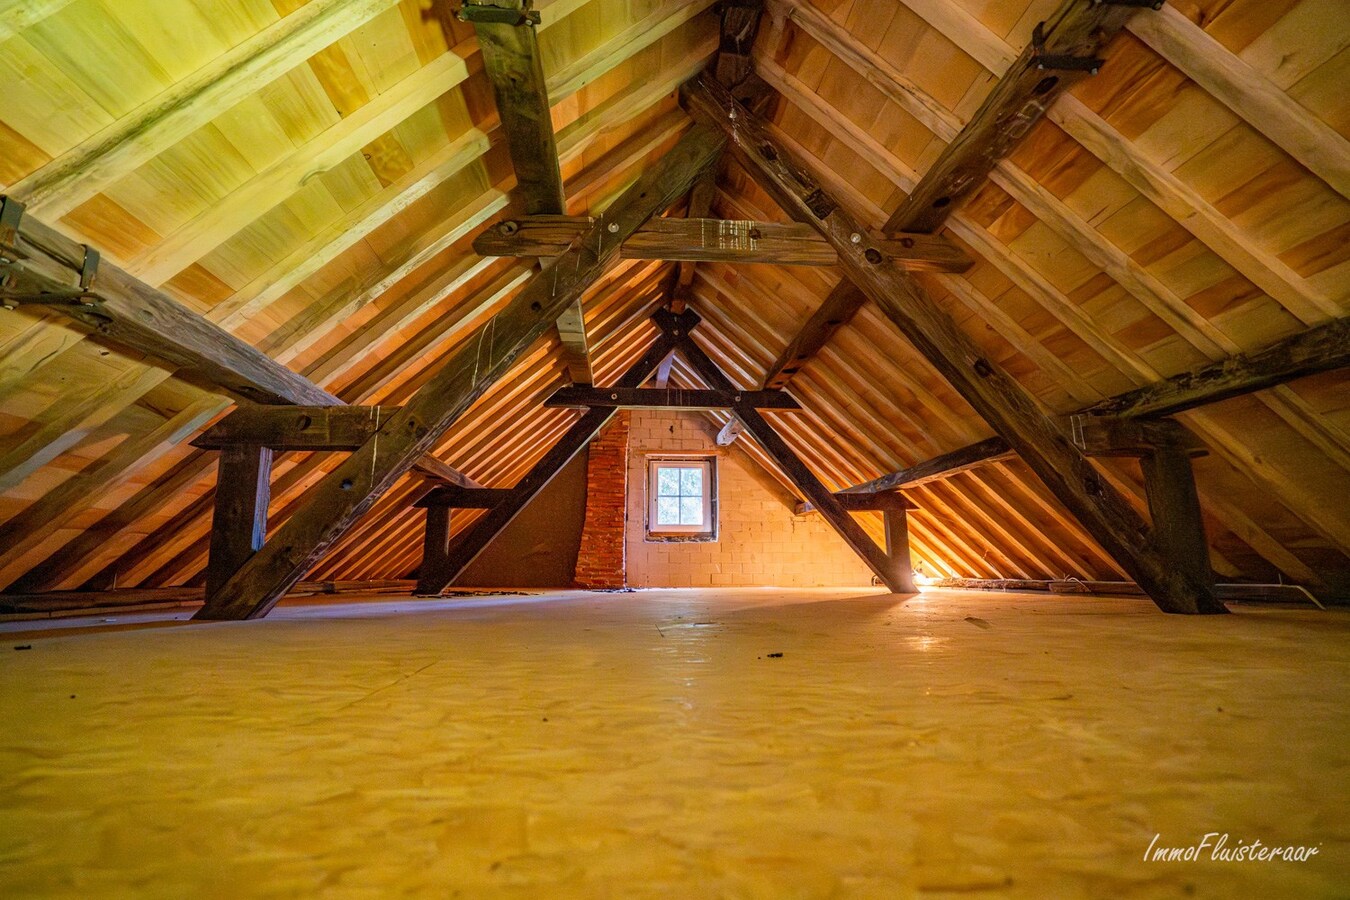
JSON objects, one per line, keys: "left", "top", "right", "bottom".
{"left": 610, "top": 393, "right": 618, "bottom": 400}
{"left": 607, "top": 222, "right": 620, "bottom": 233}
{"left": 850, "top": 233, "right": 862, "bottom": 243}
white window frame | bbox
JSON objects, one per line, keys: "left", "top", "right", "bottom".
{"left": 647, "top": 456, "right": 716, "bottom": 539}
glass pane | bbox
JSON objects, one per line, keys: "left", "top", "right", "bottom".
{"left": 657, "top": 467, "right": 680, "bottom": 496}
{"left": 680, "top": 467, "right": 702, "bottom": 496}
{"left": 657, "top": 497, "right": 680, "bottom": 525}
{"left": 679, "top": 496, "right": 703, "bottom": 526}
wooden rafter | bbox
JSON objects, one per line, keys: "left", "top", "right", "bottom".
{"left": 191, "top": 123, "right": 725, "bottom": 620}
{"left": 883, "top": 0, "right": 1144, "bottom": 234}
{"left": 684, "top": 73, "right": 1226, "bottom": 614}
{"left": 546, "top": 385, "right": 800, "bottom": 410}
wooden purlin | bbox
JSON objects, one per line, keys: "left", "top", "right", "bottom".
{"left": 191, "top": 123, "right": 726, "bottom": 620}
{"left": 683, "top": 73, "right": 1226, "bottom": 615}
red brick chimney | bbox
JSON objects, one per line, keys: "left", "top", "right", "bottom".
{"left": 573, "top": 412, "right": 630, "bottom": 588}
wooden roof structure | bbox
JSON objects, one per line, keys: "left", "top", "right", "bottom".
{"left": 0, "top": 0, "right": 1346, "bottom": 616}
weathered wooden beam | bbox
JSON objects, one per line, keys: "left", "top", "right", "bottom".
{"left": 544, "top": 385, "right": 800, "bottom": 410}
{"left": 193, "top": 124, "right": 725, "bottom": 619}
{"left": 462, "top": 0, "right": 593, "bottom": 386}
{"left": 474, "top": 215, "right": 972, "bottom": 270}
{"left": 667, "top": 312, "right": 913, "bottom": 594}
{"left": 884, "top": 0, "right": 1144, "bottom": 234}
{"left": 192, "top": 406, "right": 399, "bottom": 451}
{"left": 883, "top": 509, "right": 917, "bottom": 594}
{"left": 830, "top": 491, "right": 917, "bottom": 512}
{"left": 668, "top": 167, "right": 720, "bottom": 313}
{"left": 0, "top": 203, "right": 337, "bottom": 407}
{"left": 683, "top": 74, "right": 1223, "bottom": 614}
{"left": 415, "top": 311, "right": 699, "bottom": 595}
{"left": 1085, "top": 317, "right": 1350, "bottom": 420}
{"left": 204, "top": 445, "right": 272, "bottom": 599}
{"left": 1141, "top": 447, "right": 1213, "bottom": 595}
{"left": 715, "top": 418, "right": 743, "bottom": 446}
{"left": 763, "top": 281, "right": 867, "bottom": 390}
{"left": 713, "top": 0, "right": 763, "bottom": 88}
{"left": 1071, "top": 416, "right": 1207, "bottom": 459}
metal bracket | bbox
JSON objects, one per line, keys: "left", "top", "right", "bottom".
{"left": 0, "top": 195, "right": 26, "bottom": 266}
{"left": 457, "top": 2, "right": 540, "bottom": 26}
{"left": 1031, "top": 22, "right": 1105, "bottom": 74}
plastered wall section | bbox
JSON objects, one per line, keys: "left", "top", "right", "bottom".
{"left": 624, "top": 410, "right": 876, "bottom": 588}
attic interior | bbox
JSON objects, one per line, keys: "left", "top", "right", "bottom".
{"left": 1, "top": 0, "right": 1348, "bottom": 893}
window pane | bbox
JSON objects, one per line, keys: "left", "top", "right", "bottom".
{"left": 679, "top": 496, "right": 703, "bottom": 526}
{"left": 657, "top": 497, "right": 680, "bottom": 525}
{"left": 679, "top": 467, "right": 702, "bottom": 496}
{"left": 657, "top": 467, "right": 679, "bottom": 496}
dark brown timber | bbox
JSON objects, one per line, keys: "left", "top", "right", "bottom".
{"left": 884, "top": 0, "right": 1144, "bottom": 234}
{"left": 1085, "top": 316, "right": 1350, "bottom": 419}
{"left": 545, "top": 385, "right": 800, "bottom": 410}
{"left": 763, "top": 281, "right": 868, "bottom": 390}
{"left": 414, "top": 312, "right": 698, "bottom": 595}
{"left": 192, "top": 124, "right": 725, "bottom": 619}
{"left": 474, "top": 215, "right": 972, "bottom": 271}
{"left": 462, "top": 0, "right": 592, "bottom": 384}
{"left": 0, "top": 200, "right": 477, "bottom": 487}
{"left": 204, "top": 445, "right": 272, "bottom": 598}
{"left": 683, "top": 74, "right": 1224, "bottom": 614}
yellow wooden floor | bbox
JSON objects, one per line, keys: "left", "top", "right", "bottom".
{"left": 1, "top": 588, "right": 1346, "bottom": 898}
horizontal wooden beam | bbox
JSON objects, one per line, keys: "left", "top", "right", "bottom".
{"left": 544, "top": 385, "right": 800, "bottom": 410}
{"left": 473, "top": 215, "right": 972, "bottom": 271}
{"left": 190, "top": 405, "right": 482, "bottom": 486}
{"left": 1071, "top": 416, "right": 1207, "bottom": 459}
{"left": 1085, "top": 316, "right": 1350, "bottom": 420}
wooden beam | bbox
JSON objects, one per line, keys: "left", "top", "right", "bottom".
{"left": 464, "top": 0, "right": 593, "bottom": 385}
{"left": 544, "top": 385, "right": 800, "bottom": 410}
{"left": 474, "top": 215, "right": 971, "bottom": 270}
{"left": 668, "top": 313, "right": 913, "bottom": 594}
{"left": 669, "top": 168, "right": 720, "bottom": 312}
{"left": 1, "top": 205, "right": 338, "bottom": 407}
{"left": 204, "top": 445, "right": 272, "bottom": 598}
{"left": 684, "top": 74, "right": 1224, "bottom": 614}
{"left": 884, "top": 0, "right": 1142, "bottom": 233}
{"left": 415, "top": 312, "right": 698, "bottom": 594}
{"left": 830, "top": 491, "right": 916, "bottom": 512}
{"left": 0, "top": 201, "right": 477, "bottom": 487}
{"left": 715, "top": 419, "right": 743, "bottom": 446}
{"left": 1071, "top": 416, "right": 1207, "bottom": 459}
{"left": 463, "top": 0, "right": 566, "bottom": 216}
{"left": 762, "top": 281, "right": 867, "bottom": 390}
{"left": 1127, "top": 5, "right": 1350, "bottom": 202}
{"left": 192, "top": 123, "right": 725, "bottom": 619}
{"left": 713, "top": 0, "right": 763, "bottom": 88}
{"left": 193, "top": 406, "right": 398, "bottom": 451}
{"left": 6, "top": 0, "right": 403, "bottom": 219}
{"left": 1086, "top": 317, "right": 1350, "bottom": 420}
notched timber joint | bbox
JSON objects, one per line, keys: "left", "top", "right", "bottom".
{"left": 1031, "top": 22, "right": 1104, "bottom": 74}
{"left": 0, "top": 195, "right": 101, "bottom": 309}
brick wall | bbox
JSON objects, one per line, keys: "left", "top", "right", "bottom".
{"left": 573, "top": 412, "right": 631, "bottom": 588}
{"left": 624, "top": 410, "right": 875, "bottom": 588}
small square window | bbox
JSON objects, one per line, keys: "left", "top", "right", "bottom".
{"left": 648, "top": 457, "right": 716, "bottom": 540}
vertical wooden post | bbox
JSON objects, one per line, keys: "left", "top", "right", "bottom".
{"left": 883, "top": 508, "right": 917, "bottom": 593}
{"left": 205, "top": 444, "right": 272, "bottom": 599}
{"left": 416, "top": 504, "right": 453, "bottom": 596}
{"left": 1140, "top": 449, "right": 1213, "bottom": 592}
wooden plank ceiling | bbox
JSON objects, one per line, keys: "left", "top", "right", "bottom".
{"left": 0, "top": 0, "right": 1346, "bottom": 597}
